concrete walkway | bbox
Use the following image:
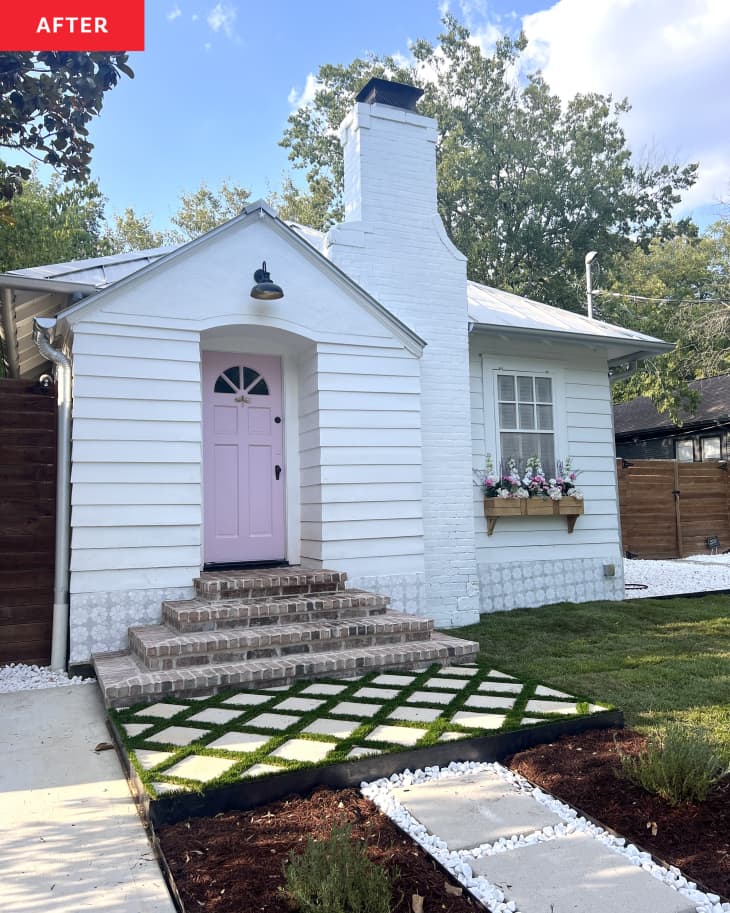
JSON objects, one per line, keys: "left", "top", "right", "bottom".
{"left": 384, "top": 768, "right": 703, "bottom": 913}
{"left": 1, "top": 685, "right": 175, "bottom": 913}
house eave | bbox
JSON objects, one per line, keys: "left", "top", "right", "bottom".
{"left": 468, "top": 321, "right": 673, "bottom": 366}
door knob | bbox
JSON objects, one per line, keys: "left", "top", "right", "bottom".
{"left": 275, "top": 464, "right": 282, "bottom": 480}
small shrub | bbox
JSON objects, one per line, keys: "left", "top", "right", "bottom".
{"left": 281, "top": 823, "right": 393, "bottom": 913}
{"left": 619, "top": 724, "right": 727, "bottom": 806}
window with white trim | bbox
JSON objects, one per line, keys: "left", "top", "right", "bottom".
{"left": 497, "top": 372, "right": 555, "bottom": 474}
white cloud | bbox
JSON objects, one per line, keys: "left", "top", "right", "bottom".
{"left": 519, "top": 0, "right": 730, "bottom": 217}
{"left": 207, "top": 2, "right": 237, "bottom": 38}
{"left": 167, "top": 5, "right": 181, "bottom": 22}
{"left": 288, "top": 73, "right": 320, "bottom": 109}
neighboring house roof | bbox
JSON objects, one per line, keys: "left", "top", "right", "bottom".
{"left": 0, "top": 205, "right": 670, "bottom": 376}
{"left": 614, "top": 374, "right": 730, "bottom": 437}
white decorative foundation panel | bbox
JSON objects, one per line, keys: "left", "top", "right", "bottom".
{"left": 477, "top": 557, "right": 624, "bottom": 613}
{"left": 69, "top": 587, "right": 195, "bottom": 663}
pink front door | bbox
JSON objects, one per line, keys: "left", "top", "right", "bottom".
{"left": 202, "top": 352, "right": 285, "bottom": 565}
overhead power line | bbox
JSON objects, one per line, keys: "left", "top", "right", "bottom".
{"left": 595, "top": 289, "right": 729, "bottom": 305}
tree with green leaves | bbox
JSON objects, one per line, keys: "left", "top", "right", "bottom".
{"left": 602, "top": 219, "right": 730, "bottom": 420}
{"left": 167, "top": 179, "right": 251, "bottom": 243}
{"left": 0, "top": 166, "right": 108, "bottom": 272}
{"left": 280, "top": 16, "right": 696, "bottom": 312}
{"left": 0, "top": 52, "right": 133, "bottom": 203}
{"left": 103, "top": 207, "right": 166, "bottom": 253}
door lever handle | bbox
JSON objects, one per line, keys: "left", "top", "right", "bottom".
{"left": 275, "top": 464, "right": 282, "bottom": 480}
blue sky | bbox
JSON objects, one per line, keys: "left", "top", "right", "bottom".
{"left": 56, "top": 1, "right": 730, "bottom": 231}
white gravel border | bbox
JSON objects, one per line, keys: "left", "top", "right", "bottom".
{"left": 0, "top": 663, "right": 92, "bottom": 693}
{"left": 361, "top": 761, "right": 729, "bottom": 913}
{"left": 624, "top": 554, "right": 730, "bottom": 598}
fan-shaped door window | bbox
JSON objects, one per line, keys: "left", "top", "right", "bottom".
{"left": 213, "top": 365, "right": 270, "bottom": 396}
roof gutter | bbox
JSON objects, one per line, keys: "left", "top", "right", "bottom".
{"left": 32, "top": 316, "right": 72, "bottom": 671}
{"left": 0, "top": 274, "right": 98, "bottom": 295}
{"left": 1, "top": 287, "right": 20, "bottom": 377}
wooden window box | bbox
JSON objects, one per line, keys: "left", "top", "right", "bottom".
{"left": 483, "top": 496, "right": 584, "bottom": 536}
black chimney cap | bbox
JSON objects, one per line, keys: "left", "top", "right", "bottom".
{"left": 355, "top": 78, "right": 423, "bottom": 111}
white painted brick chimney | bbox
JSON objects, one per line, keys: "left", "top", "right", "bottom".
{"left": 326, "top": 80, "right": 480, "bottom": 628}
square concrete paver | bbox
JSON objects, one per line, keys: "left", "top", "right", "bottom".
{"left": 437, "top": 666, "right": 479, "bottom": 677}
{"left": 534, "top": 685, "right": 575, "bottom": 699}
{"left": 133, "top": 702, "right": 189, "bottom": 719}
{"left": 220, "top": 692, "right": 272, "bottom": 707}
{"left": 406, "top": 689, "right": 454, "bottom": 705}
{"left": 388, "top": 705, "right": 442, "bottom": 723}
{"left": 347, "top": 746, "right": 381, "bottom": 759}
{"left": 152, "top": 781, "right": 190, "bottom": 794}
{"left": 465, "top": 694, "right": 516, "bottom": 710}
{"left": 366, "top": 724, "right": 428, "bottom": 746}
{"left": 300, "top": 683, "right": 347, "bottom": 696}
{"left": 524, "top": 699, "right": 584, "bottom": 715}
{"left": 451, "top": 710, "right": 506, "bottom": 729}
{"left": 188, "top": 707, "right": 243, "bottom": 725}
{"left": 302, "top": 717, "right": 361, "bottom": 739}
{"left": 470, "top": 832, "right": 695, "bottom": 913}
{"left": 270, "top": 739, "right": 335, "bottom": 763}
{"left": 486, "top": 670, "right": 518, "bottom": 680}
{"left": 330, "top": 701, "right": 382, "bottom": 717}
{"left": 478, "top": 681, "right": 523, "bottom": 694}
{"left": 245, "top": 712, "right": 301, "bottom": 730}
{"left": 240, "top": 763, "right": 281, "bottom": 778}
{"left": 392, "top": 770, "right": 563, "bottom": 850}
{"left": 206, "top": 731, "right": 271, "bottom": 753}
{"left": 149, "top": 725, "right": 210, "bottom": 746}
{"left": 135, "top": 749, "right": 175, "bottom": 770}
{"left": 439, "top": 731, "right": 468, "bottom": 742}
{"left": 164, "top": 754, "right": 237, "bottom": 782}
{"left": 423, "top": 677, "right": 470, "bottom": 691}
{"left": 273, "top": 697, "right": 325, "bottom": 712}
{"left": 352, "top": 687, "right": 400, "bottom": 700}
{"left": 371, "top": 674, "right": 415, "bottom": 686}
{"left": 123, "top": 723, "right": 152, "bottom": 737}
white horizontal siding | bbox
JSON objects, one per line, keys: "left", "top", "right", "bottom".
{"left": 299, "top": 342, "right": 424, "bottom": 578}
{"left": 71, "top": 326, "right": 203, "bottom": 595}
{"left": 470, "top": 337, "right": 621, "bottom": 565}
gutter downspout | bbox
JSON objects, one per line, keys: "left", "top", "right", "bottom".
{"left": 32, "top": 316, "right": 72, "bottom": 671}
{"left": 1, "top": 288, "right": 20, "bottom": 377}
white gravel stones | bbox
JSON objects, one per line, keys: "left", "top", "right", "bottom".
{"left": 361, "top": 761, "right": 730, "bottom": 913}
{"left": 624, "top": 554, "right": 730, "bottom": 597}
{"left": 0, "top": 663, "right": 93, "bottom": 693}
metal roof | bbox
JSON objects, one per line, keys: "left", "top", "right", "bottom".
{"left": 614, "top": 374, "right": 730, "bottom": 436}
{"left": 467, "top": 281, "right": 672, "bottom": 365}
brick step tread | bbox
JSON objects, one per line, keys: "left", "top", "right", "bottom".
{"left": 131, "top": 611, "right": 432, "bottom": 658}
{"left": 93, "top": 635, "right": 480, "bottom": 707}
{"left": 195, "top": 566, "right": 347, "bottom": 599}
{"left": 163, "top": 588, "right": 390, "bottom": 631}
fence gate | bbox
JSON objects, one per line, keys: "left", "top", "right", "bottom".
{"left": 617, "top": 459, "right": 730, "bottom": 559}
{"left": 0, "top": 378, "right": 56, "bottom": 665}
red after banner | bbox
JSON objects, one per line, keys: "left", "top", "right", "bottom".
{"left": 2, "top": 1, "right": 145, "bottom": 51}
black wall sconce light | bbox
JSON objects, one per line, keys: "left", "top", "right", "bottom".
{"left": 250, "top": 261, "right": 284, "bottom": 300}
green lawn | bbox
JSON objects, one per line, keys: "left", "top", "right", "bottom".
{"left": 451, "top": 594, "right": 730, "bottom": 757}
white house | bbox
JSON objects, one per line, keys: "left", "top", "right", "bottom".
{"left": 0, "top": 79, "right": 670, "bottom": 672}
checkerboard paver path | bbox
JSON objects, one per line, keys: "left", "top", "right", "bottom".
{"left": 112, "top": 663, "right": 611, "bottom": 795}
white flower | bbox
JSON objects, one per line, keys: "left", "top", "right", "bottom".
{"left": 497, "top": 489, "right": 511, "bottom": 499}
{"left": 548, "top": 487, "right": 563, "bottom": 500}
{"left": 571, "top": 488, "right": 584, "bottom": 500}
{"left": 516, "top": 488, "right": 530, "bottom": 499}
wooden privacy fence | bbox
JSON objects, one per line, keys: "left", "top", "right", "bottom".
{"left": 617, "top": 459, "right": 730, "bottom": 559}
{"left": 0, "top": 378, "right": 56, "bottom": 665}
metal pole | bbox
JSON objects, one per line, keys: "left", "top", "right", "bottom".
{"left": 585, "top": 251, "right": 598, "bottom": 320}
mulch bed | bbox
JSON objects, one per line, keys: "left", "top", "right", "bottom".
{"left": 507, "top": 727, "right": 730, "bottom": 901}
{"left": 157, "top": 786, "right": 485, "bottom": 913}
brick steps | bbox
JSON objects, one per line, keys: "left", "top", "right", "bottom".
{"left": 129, "top": 611, "right": 433, "bottom": 670}
{"left": 94, "top": 634, "right": 478, "bottom": 708}
{"left": 162, "top": 588, "right": 390, "bottom": 632}
{"left": 92, "top": 566, "right": 480, "bottom": 707}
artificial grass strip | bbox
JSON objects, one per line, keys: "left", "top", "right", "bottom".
{"left": 110, "top": 662, "right": 612, "bottom": 797}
